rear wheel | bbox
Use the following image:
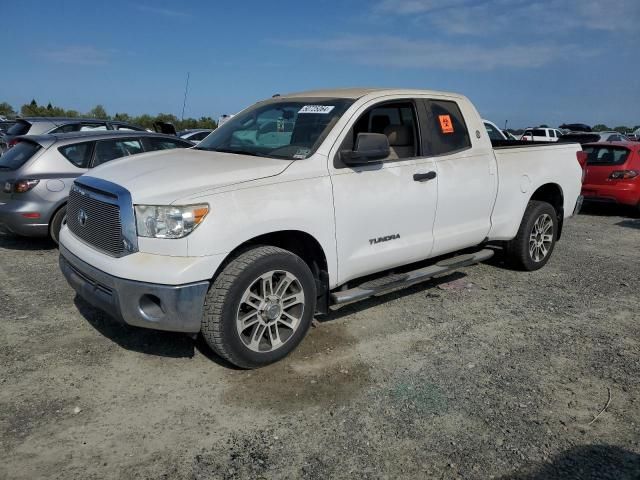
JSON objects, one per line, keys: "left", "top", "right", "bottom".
{"left": 49, "top": 205, "right": 67, "bottom": 245}
{"left": 506, "top": 200, "right": 557, "bottom": 271}
{"left": 201, "top": 246, "right": 316, "bottom": 369}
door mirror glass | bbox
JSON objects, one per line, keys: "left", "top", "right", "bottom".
{"left": 341, "top": 133, "right": 389, "bottom": 165}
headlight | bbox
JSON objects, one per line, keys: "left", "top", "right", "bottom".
{"left": 135, "top": 204, "right": 209, "bottom": 239}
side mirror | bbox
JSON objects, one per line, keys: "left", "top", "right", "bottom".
{"left": 341, "top": 133, "right": 389, "bottom": 165}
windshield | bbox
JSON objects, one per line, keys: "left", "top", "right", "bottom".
{"left": 196, "top": 98, "right": 354, "bottom": 159}
{"left": 0, "top": 141, "right": 41, "bottom": 170}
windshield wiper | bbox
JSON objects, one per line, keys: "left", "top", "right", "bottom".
{"left": 197, "top": 147, "right": 262, "bottom": 157}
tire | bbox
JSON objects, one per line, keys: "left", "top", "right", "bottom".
{"left": 49, "top": 205, "right": 67, "bottom": 245}
{"left": 201, "top": 246, "right": 317, "bottom": 369}
{"left": 506, "top": 200, "right": 557, "bottom": 271}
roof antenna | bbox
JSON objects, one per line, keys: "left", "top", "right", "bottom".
{"left": 181, "top": 72, "right": 190, "bottom": 121}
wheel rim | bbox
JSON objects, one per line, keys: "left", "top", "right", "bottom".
{"left": 529, "top": 213, "right": 554, "bottom": 262}
{"left": 235, "top": 270, "right": 305, "bottom": 353}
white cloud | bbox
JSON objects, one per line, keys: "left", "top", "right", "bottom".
{"left": 374, "top": 0, "right": 640, "bottom": 35}
{"left": 287, "top": 35, "right": 593, "bottom": 71}
{"left": 41, "top": 46, "right": 114, "bottom": 66}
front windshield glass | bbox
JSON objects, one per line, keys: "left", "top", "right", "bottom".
{"left": 196, "top": 98, "right": 354, "bottom": 159}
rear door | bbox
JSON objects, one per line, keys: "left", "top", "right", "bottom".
{"left": 423, "top": 99, "right": 497, "bottom": 256}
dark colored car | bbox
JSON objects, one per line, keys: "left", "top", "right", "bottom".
{"left": 581, "top": 142, "right": 640, "bottom": 210}
{"left": 0, "top": 131, "right": 192, "bottom": 243}
{"left": 0, "top": 117, "right": 146, "bottom": 155}
{"left": 559, "top": 123, "right": 592, "bottom": 132}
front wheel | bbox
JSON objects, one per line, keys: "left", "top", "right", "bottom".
{"left": 506, "top": 200, "right": 557, "bottom": 271}
{"left": 49, "top": 205, "right": 67, "bottom": 245}
{"left": 201, "top": 246, "right": 317, "bottom": 369}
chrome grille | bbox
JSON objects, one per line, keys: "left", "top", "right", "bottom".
{"left": 67, "top": 186, "right": 124, "bottom": 256}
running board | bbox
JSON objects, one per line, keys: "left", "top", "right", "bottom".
{"left": 330, "top": 249, "right": 494, "bottom": 305}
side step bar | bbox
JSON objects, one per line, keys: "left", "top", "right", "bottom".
{"left": 330, "top": 249, "right": 494, "bottom": 305}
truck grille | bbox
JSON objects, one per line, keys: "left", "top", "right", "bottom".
{"left": 67, "top": 185, "right": 125, "bottom": 257}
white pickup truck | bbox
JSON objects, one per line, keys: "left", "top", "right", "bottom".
{"left": 59, "top": 88, "right": 584, "bottom": 368}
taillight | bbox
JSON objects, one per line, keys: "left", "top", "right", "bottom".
{"left": 7, "top": 138, "right": 20, "bottom": 148}
{"left": 576, "top": 151, "right": 588, "bottom": 168}
{"left": 609, "top": 170, "right": 638, "bottom": 180}
{"left": 13, "top": 179, "right": 40, "bottom": 193}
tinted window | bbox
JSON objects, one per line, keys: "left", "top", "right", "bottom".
{"left": 59, "top": 142, "right": 94, "bottom": 168}
{"left": 146, "top": 137, "right": 191, "bottom": 151}
{"left": 93, "top": 139, "right": 143, "bottom": 166}
{"left": 6, "top": 121, "right": 31, "bottom": 136}
{"left": 583, "top": 146, "right": 630, "bottom": 166}
{"left": 532, "top": 129, "right": 547, "bottom": 136}
{"left": 0, "top": 141, "right": 41, "bottom": 170}
{"left": 190, "top": 131, "right": 210, "bottom": 141}
{"left": 484, "top": 122, "right": 505, "bottom": 141}
{"left": 425, "top": 100, "right": 471, "bottom": 155}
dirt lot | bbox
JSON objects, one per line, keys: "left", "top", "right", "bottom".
{"left": 1, "top": 205, "right": 639, "bottom": 480}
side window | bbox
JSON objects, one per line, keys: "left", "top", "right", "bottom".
{"left": 192, "top": 131, "right": 210, "bottom": 141}
{"left": 424, "top": 99, "right": 471, "bottom": 156}
{"left": 345, "top": 101, "right": 418, "bottom": 162}
{"left": 93, "top": 139, "right": 143, "bottom": 166}
{"left": 50, "top": 123, "right": 80, "bottom": 134}
{"left": 146, "top": 137, "right": 190, "bottom": 151}
{"left": 549, "top": 130, "right": 556, "bottom": 138}
{"left": 59, "top": 142, "right": 94, "bottom": 168}
{"left": 532, "top": 129, "right": 546, "bottom": 137}
{"left": 484, "top": 122, "right": 504, "bottom": 141}
{"left": 80, "top": 123, "right": 108, "bottom": 131}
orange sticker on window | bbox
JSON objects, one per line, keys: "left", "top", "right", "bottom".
{"left": 438, "top": 114, "right": 454, "bottom": 134}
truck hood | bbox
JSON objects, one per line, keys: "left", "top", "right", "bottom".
{"left": 85, "top": 148, "right": 293, "bottom": 204}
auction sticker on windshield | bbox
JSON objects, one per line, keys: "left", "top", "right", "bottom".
{"left": 298, "top": 105, "right": 335, "bottom": 114}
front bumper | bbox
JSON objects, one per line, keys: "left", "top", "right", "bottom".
{"left": 0, "top": 200, "right": 50, "bottom": 237}
{"left": 59, "top": 245, "right": 209, "bottom": 333}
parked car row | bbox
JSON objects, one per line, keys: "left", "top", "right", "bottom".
{"left": 0, "top": 130, "right": 192, "bottom": 242}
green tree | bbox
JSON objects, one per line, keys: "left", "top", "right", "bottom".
{"left": 613, "top": 126, "right": 630, "bottom": 134}
{"left": 21, "top": 99, "right": 42, "bottom": 116}
{"left": 592, "top": 124, "right": 609, "bottom": 131}
{"left": 88, "top": 104, "right": 109, "bottom": 119}
{"left": 0, "top": 102, "right": 16, "bottom": 118}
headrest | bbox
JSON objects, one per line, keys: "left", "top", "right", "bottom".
{"left": 384, "top": 125, "right": 412, "bottom": 146}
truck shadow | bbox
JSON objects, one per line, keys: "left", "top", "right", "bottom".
{"left": 322, "top": 271, "right": 467, "bottom": 322}
{"left": 74, "top": 295, "right": 196, "bottom": 359}
{"left": 74, "top": 294, "right": 239, "bottom": 367}
{"left": 500, "top": 444, "right": 640, "bottom": 479}
{"left": 580, "top": 202, "right": 640, "bottom": 218}
{"left": 0, "top": 232, "right": 56, "bottom": 251}
{"left": 616, "top": 219, "right": 640, "bottom": 230}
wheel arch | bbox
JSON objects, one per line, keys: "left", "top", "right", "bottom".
{"left": 529, "top": 183, "right": 565, "bottom": 239}
{"left": 212, "top": 230, "right": 331, "bottom": 314}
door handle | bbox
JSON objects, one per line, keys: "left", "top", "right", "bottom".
{"left": 413, "top": 171, "right": 437, "bottom": 182}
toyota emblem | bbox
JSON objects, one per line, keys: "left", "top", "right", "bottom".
{"left": 78, "top": 209, "right": 88, "bottom": 227}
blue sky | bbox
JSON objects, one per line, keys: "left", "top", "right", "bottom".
{"left": 3, "top": 0, "right": 639, "bottom": 128}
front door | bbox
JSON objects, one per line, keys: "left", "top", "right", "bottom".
{"left": 329, "top": 98, "right": 438, "bottom": 285}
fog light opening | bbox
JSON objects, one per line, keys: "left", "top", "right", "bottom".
{"left": 139, "top": 294, "right": 165, "bottom": 320}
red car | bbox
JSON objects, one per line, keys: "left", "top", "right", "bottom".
{"left": 581, "top": 142, "right": 640, "bottom": 210}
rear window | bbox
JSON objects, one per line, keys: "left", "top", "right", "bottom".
{"left": 59, "top": 141, "right": 94, "bottom": 168}
{"left": 0, "top": 141, "right": 41, "bottom": 170}
{"left": 6, "top": 121, "right": 31, "bottom": 136}
{"left": 583, "top": 146, "right": 630, "bottom": 166}
{"left": 425, "top": 100, "right": 471, "bottom": 155}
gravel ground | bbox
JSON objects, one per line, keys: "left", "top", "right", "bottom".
{"left": 1, "top": 204, "right": 639, "bottom": 480}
